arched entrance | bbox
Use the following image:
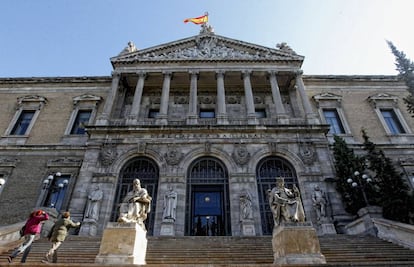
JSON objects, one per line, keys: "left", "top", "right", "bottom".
{"left": 185, "top": 157, "right": 231, "bottom": 236}
{"left": 256, "top": 156, "right": 298, "bottom": 235}
{"left": 112, "top": 157, "right": 159, "bottom": 235}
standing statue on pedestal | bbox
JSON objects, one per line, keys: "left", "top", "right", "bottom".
{"left": 267, "top": 177, "right": 305, "bottom": 227}
{"left": 85, "top": 185, "right": 103, "bottom": 221}
{"left": 162, "top": 186, "right": 177, "bottom": 222}
{"left": 312, "top": 185, "right": 327, "bottom": 222}
{"left": 118, "top": 179, "right": 152, "bottom": 230}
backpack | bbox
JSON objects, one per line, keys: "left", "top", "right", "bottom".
{"left": 19, "top": 224, "right": 26, "bottom": 237}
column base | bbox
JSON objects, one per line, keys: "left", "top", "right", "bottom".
{"left": 79, "top": 218, "right": 98, "bottom": 236}
{"left": 241, "top": 220, "right": 256, "bottom": 236}
{"left": 160, "top": 220, "right": 175, "bottom": 236}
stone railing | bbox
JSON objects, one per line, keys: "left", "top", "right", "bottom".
{"left": 373, "top": 218, "right": 414, "bottom": 249}
{"left": 0, "top": 221, "right": 24, "bottom": 253}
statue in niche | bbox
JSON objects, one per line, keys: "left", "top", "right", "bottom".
{"left": 239, "top": 189, "right": 253, "bottom": 221}
{"left": 118, "top": 179, "right": 152, "bottom": 230}
{"left": 162, "top": 186, "right": 178, "bottom": 222}
{"left": 85, "top": 185, "right": 103, "bottom": 221}
{"left": 312, "top": 185, "right": 327, "bottom": 222}
{"left": 267, "top": 177, "right": 305, "bottom": 227}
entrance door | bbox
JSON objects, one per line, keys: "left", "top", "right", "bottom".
{"left": 185, "top": 157, "right": 230, "bottom": 236}
{"left": 192, "top": 186, "right": 224, "bottom": 236}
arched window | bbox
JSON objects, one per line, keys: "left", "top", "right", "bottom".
{"left": 112, "top": 157, "right": 159, "bottom": 235}
{"left": 256, "top": 156, "right": 297, "bottom": 235}
{"left": 185, "top": 157, "right": 230, "bottom": 236}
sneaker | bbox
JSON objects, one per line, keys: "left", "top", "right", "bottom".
{"left": 41, "top": 258, "right": 49, "bottom": 264}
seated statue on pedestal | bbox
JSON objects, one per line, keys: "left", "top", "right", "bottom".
{"left": 267, "top": 177, "right": 305, "bottom": 227}
{"left": 118, "top": 178, "right": 152, "bottom": 230}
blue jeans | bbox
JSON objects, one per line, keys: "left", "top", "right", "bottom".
{"left": 11, "top": 234, "right": 35, "bottom": 262}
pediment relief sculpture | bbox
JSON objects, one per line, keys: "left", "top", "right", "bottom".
{"left": 113, "top": 35, "right": 303, "bottom": 64}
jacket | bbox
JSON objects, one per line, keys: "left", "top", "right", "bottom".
{"left": 24, "top": 212, "right": 49, "bottom": 235}
{"left": 49, "top": 217, "right": 79, "bottom": 242}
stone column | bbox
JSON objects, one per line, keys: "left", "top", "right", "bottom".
{"left": 216, "top": 70, "right": 228, "bottom": 124}
{"left": 96, "top": 72, "right": 121, "bottom": 125}
{"left": 268, "top": 71, "right": 287, "bottom": 118}
{"left": 156, "top": 71, "right": 172, "bottom": 125}
{"left": 242, "top": 70, "right": 257, "bottom": 124}
{"left": 127, "top": 72, "right": 146, "bottom": 124}
{"left": 187, "top": 71, "right": 199, "bottom": 124}
{"left": 295, "top": 71, "right": 317, "bottom": 122}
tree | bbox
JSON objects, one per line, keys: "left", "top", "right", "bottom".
{"left": 387, "top": 41, "right": 414, "bottom": 116}
{"left": 332, "top": 135, "right": 369, "bottom": 214}
{"left": 361, "top": 129, "right": 412, "bottom": 223}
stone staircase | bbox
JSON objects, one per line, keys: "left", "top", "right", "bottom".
{"left": 1, "top": 234, "right": 414, "bottom": 266}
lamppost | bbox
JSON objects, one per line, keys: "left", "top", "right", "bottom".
{"left": 0, "top": 178, "right": 5, "bottom": 193}
{"left": 42, "top": 172, "right": 69, "bottom": 209}
{"left": 347, "top": 171, "right": 372, "bottom": 206}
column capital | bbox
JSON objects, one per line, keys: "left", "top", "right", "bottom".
{"left": 267, "top": 70, "right": 279, "bottom": 76}
{"left": 162, "top": 71, "right": 172, "bottom": 76}
{"left": 241, "top": 70, "right": 252, "bottom": 79}
{"left": 136, "top": 71, "right": 147, "bottom": 78}
{"left": 215, "top": 70, "right": 225, "bottom": 79}
{"left": 295, "top": 69, "right": 304, "bottom": 76}
{"left": 111, "top": 71, "right": 121, "bottom": 78}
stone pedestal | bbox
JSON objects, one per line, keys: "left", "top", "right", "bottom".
{"left": 79, "top": 218, "right": 98, "bottom": 236}
{"left": 272, "top": 222, "right": 326, "bottom": 265}
{"left": 319, "top": 223, "right": 337, "bottom": 235}
{"left": 160, "top": 219, "right": 175, "bottom": 236}
{"left": 241, "top": 220, "right": 256, "bottom": 236}
{"left": 95, "top": 222, "right": 147, "bottom": 265}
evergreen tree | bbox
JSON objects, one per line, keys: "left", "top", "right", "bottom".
{"left": 332, "top": 135, "right": 367, "bottom": 214}
{"left": 387, "top": 41, "right": 414, "bottom": 116}
{"left": 361, "top": 129, "right": 411, "bottom": 222}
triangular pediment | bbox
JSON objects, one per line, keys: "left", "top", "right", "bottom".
{"left": 111, "top": 33, "right": 304, "bottom": 66}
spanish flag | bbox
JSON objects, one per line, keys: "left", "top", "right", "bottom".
{"left": 184, "top": 14, "right": 208, "bottom": 25}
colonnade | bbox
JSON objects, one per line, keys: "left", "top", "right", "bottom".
{"left": 97, "top": 70, "right": 315, "bottom": 126}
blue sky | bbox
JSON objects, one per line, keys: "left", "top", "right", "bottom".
{"left": 1, "top": 0, "right": 413, "bottom": 77}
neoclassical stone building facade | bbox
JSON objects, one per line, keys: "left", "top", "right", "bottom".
{"left": 0, "top": 29, "right": 413, "bottom": 237}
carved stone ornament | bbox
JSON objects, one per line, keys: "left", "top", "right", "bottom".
{"left": 100, "top": 143, "right": 118, "bottom": 167}
{"left": 164, "top": 147, "right": 184, "bottom": 166}
{"left": 138, "top": 36, "right": 299, "bottom": 61}
{"left": 299, "top": 142, "right": 316, "bottom": 165}
{"left": 232, "top": 145, "right": 251, "bottom": 166}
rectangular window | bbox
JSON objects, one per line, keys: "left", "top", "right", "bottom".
{"left": 255, "top": 109, "right": 267, "bottom": 118}
{"left": 199, "top": 109, "right": 215, "bottom": 118}
{"left": 323, "top": 109, "right": 345, "bottom": 134}
{"left": 11, "top": 110, "right": 35, "bottom": 135}
{"left": 70, "top": 110, "right": 91, "bottom": 135}
{"left": 148, "top": 109, "right": 159, "bottom": 118}
{"left": 380, "top": 109, "right": 406, "bottom": 134}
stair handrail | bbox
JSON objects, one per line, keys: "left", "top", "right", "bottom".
{"left": 0, "top": 221, "right": 25, "bottom": 252}
{"left": 373, "top": 218, "right": 414, "bottom": 250}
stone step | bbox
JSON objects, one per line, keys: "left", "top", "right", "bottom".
{"left": 1, "top": 234, "right": 413, "bottom": 266}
